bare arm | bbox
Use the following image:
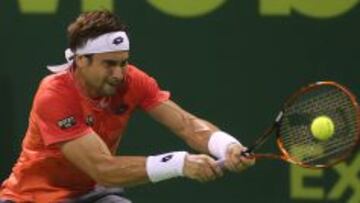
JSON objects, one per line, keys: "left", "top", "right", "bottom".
{"left": 60, "top": 132, "right": 149, "bottom": 187}
{"left": 61, "top": 131, "right": 223, "bottom": 185}
{"left": 147, "top": 100, "right": 219, "bottom": 153}
{"left": 148, "top": 100, "right": 255, "bottom": 172}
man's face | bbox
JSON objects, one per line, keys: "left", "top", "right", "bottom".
{"left": 77, "top": 51, "right": 129, "bottom": 97}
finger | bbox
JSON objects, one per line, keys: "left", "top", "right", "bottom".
{"left": 235, "top": 157, "right": 254, "bottom": 171}
{"left": 231, "top": 148, "right": 242, "bottom": 164}
{"left": 233, "top": 162, "right": 250, "bottom": 172}
{"left": 224, "top": 147, "right": 235, "bottom": 171}
{"left": 225, "top": 158, "right": 238, "bottom": 171}
{"left": 195, "top": 157, "right": 217, "bottom": 182}
{"left": 211, "top": 162, "right": 224, "bottom": 178}
{"left": 206, "top": 157, "right": 224, "bottom": 178}
{"left": 227, "top": 148, "right": 243, "bottom": 172}
{"left": 229, "top": 151, "right": 254, "bottom": 172}
{"left": 188, "top": 157, "right": 209, "bottom": 180}
{"left": 235, "top": 161, "right": 247, "bottom": 172}
{"left": 239, "top": 147, "right": 256, "bottom": 164}
{"left": 239, "top": 155, "right": 256, "bottom": 166}
{"left": 203, "top": 157, "right": 222, "bottom": 181}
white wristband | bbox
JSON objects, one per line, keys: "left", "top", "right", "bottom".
{"left": 146, "top": 151, "right": 188, "bottom": 183}
{"left": 208, "top": 131, "right": 241, "bottom": 159}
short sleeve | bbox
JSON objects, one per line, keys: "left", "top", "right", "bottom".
{"left": 131, "top": 68, "right": 170, "bottom": 111}
{"left": 33, "top": 88, "right": 92, "bottom": 146}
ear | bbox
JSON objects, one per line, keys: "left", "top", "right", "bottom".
{"left": 75, "top": 55, "right": 89, "bottom": 68}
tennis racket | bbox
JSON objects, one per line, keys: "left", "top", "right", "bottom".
{"left": 218, "top": 81, "right": 360, "bottom": 169}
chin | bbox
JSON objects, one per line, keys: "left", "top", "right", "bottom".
{"left": 103, "top": 90, "right": 116, "bottom": 96}
{"left": 102, "top": 87, "right": 117, "bottom": 96}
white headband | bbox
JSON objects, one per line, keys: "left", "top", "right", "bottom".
{"left": 47, "top": 31, "right": 130, "bottom": 73}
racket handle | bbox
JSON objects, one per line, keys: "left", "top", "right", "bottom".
{"left": 215, "top": 150, "right": 251, "bottom": 168}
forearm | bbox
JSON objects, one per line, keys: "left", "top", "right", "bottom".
{"left": 62, "top": 133, "right": 188, "bottom": 187}
{"left": 148, "top": 100, "right": 238, "bottom": 157}
{"left": 95, "top": 156, "right": 148, "bottom": 187}
{"left": 148, "top": 101, "right": 218, "bottom": 153}
{"left": 175, "top": 117, "right": 242, "bottom": 161}
{"left": 177, "top": 118, "right": 219, "bottom": 154}
{"left": 61, "top": 134, "right": 149, "bottom": 187}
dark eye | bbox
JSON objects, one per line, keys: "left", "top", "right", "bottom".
{"left": 104, "top": 60, "right": 117, "bottom": 67}
{"left": 120, "top": 60, "right": 129, "bottom": 67}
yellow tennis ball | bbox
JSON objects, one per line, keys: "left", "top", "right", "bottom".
{"left": 310, "top": 116, "right": 335, "bottom": 141}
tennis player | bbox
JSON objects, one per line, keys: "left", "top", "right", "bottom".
{"left": 0, "top": 10, "right": 254, "bottom": 203}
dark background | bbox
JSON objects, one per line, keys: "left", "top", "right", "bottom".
{"left": 0, "top": 1, "right": 359, "bottom": 202}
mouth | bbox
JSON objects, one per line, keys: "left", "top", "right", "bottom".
{"left": 107, "top": 80, "right": 122, "bottom": 87}
{"left": 101, "top": 83, "right": 118, "bottom": 96}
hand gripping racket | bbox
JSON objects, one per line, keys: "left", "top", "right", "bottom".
{"left": 218, "top": 81, "right": 360, "bottom": 169}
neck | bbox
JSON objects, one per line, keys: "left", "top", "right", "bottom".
{"left": 73, "top": 67, "right": 101, "bottom": 99}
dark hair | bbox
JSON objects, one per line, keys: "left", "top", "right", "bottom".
{"left": 67, "top": 10, "right": 128, "bottom": 51}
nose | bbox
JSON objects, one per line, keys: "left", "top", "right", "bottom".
{"left": 112, "top": 66, "right": 124, "bottom": 81}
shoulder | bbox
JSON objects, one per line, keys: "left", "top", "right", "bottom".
{"left": 40, "top": 72, "right": 73, "bottom": 92}
{"left": 126, "top": 64, "right": 150, "bottom": 79}
{"left": 125, "top": 64, "right": 157, "bottom": 86}
{"left": 34, "top": 72, "right": 78, "bottom": 108}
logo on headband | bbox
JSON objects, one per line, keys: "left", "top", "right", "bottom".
{"left": 113, "top": 36, "right": 124, "bottom": 45}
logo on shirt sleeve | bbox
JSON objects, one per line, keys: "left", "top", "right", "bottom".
{"left": 58, "top": 116, "right": 76, "bottom": 129}
{"left": 113, "top": 103, "right": 129, "bottom": 115}
{"left": 85, "top": 115, "right": 95, "bottom": 126}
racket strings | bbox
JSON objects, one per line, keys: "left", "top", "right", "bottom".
{"left": 300, "top": 140, "right": 355, "bottom": 163}
{"left": 281, "top": 109, "right": 356, "bottom": 147}
{"left": 281, "top": 120, "right": 356, "bottom": 147}
{"left": 281, "top": 89, "right": 353, "bottom": 139}
{"left": 289, "top": 117, "right": 356, "bottom": 164}
{"left": 284, "top": 132, "right": 355, "bottom": 162}
{"left": 278, "top": 86, "right": 358, "bottom": 166}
